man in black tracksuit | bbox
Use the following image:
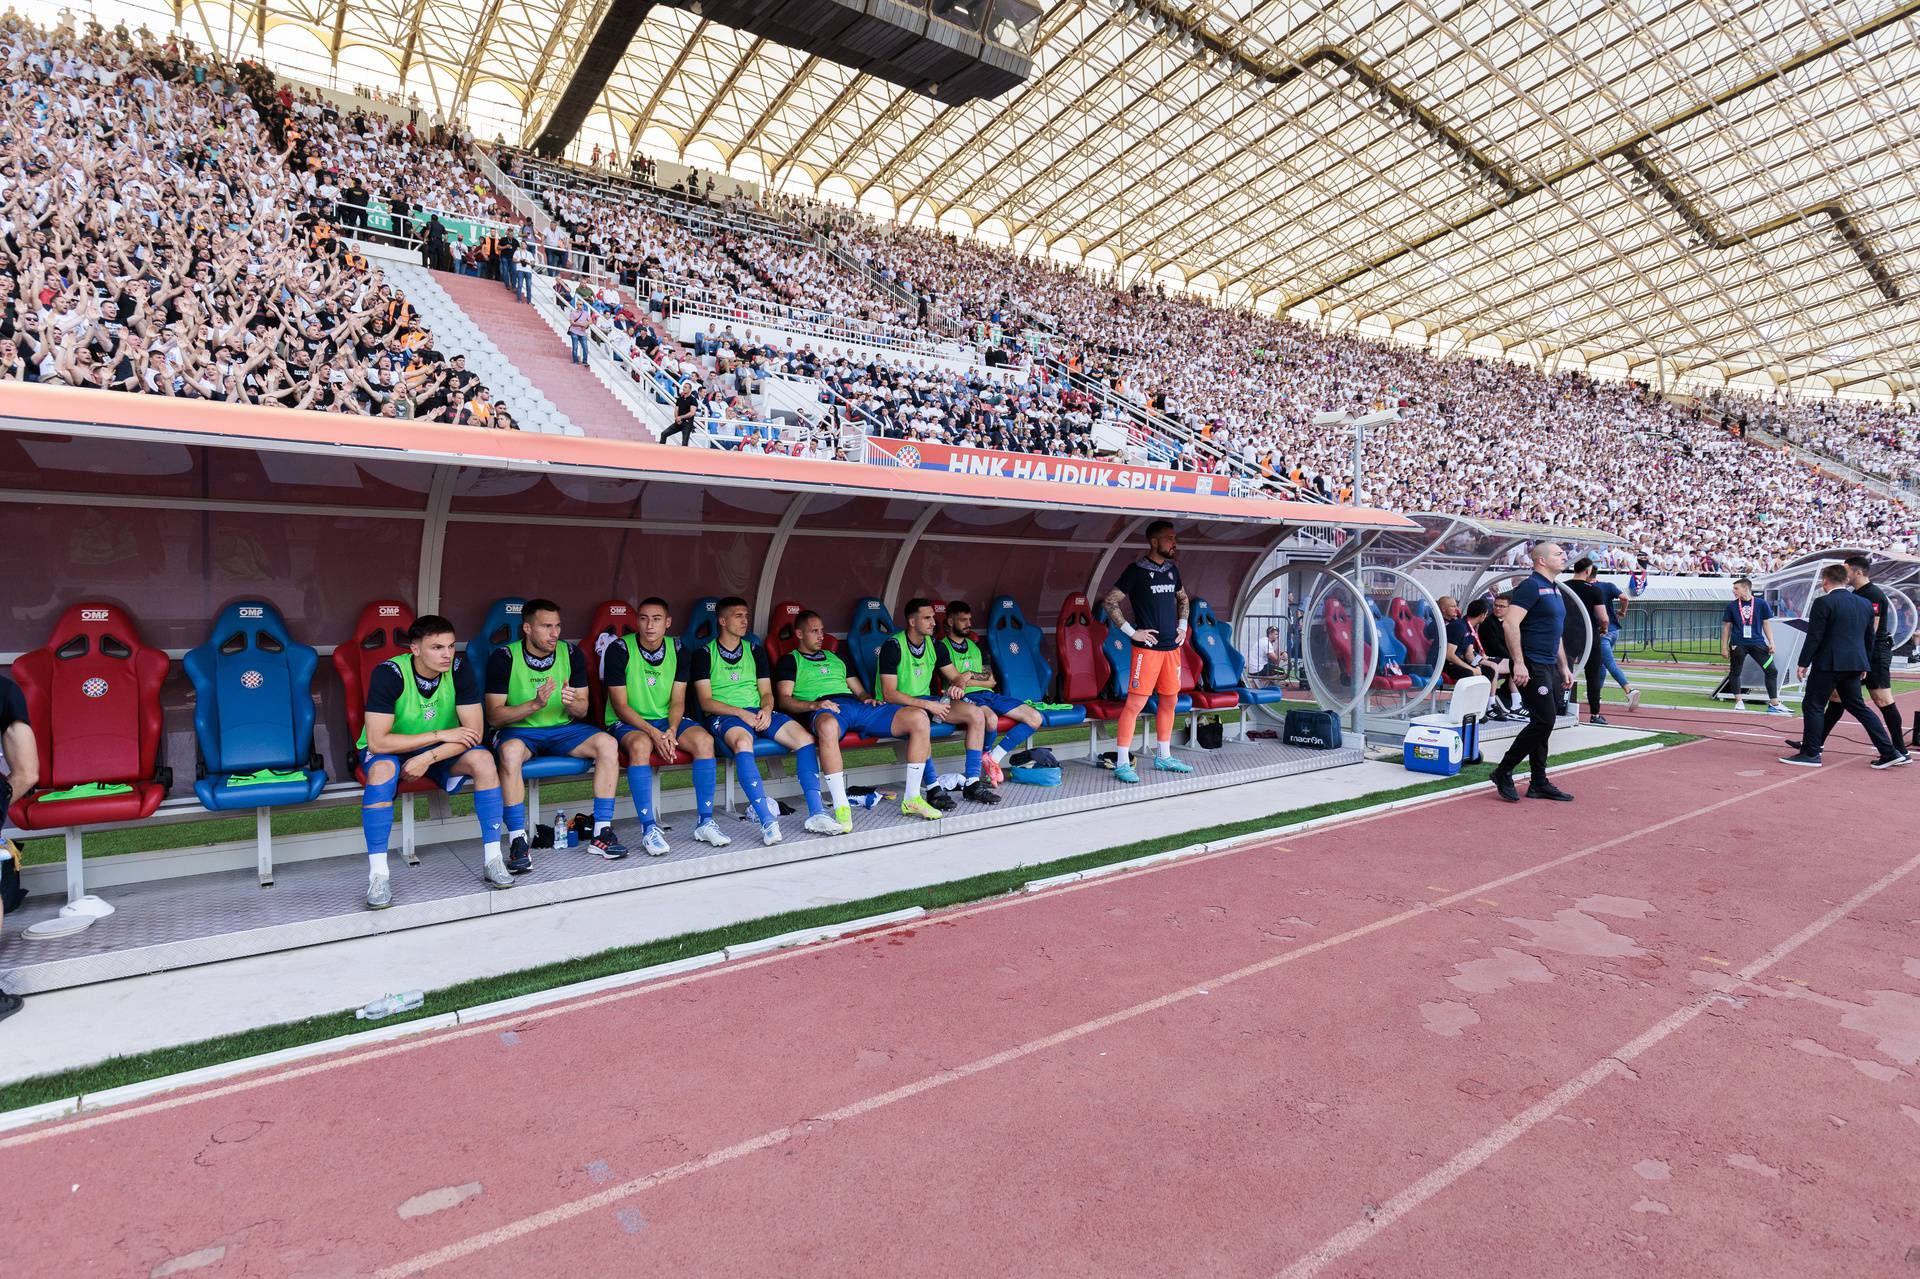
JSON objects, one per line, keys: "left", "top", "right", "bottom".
{"left": 1491, "top": 542, "right": 1576, "bottom": 802}
{"left": 1780, "top": 563, "right": 1903, "bottom": 768}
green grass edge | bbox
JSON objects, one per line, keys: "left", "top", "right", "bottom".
{"left": 0, "top": 730, "right": 1696, "bottom": 1115}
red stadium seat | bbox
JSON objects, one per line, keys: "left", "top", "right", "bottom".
{"left": 769, "top": 601, "right": 844, "bottom": 664}
{"left": 333, "top": 600, "right": 440, "bottom": 794}
{"left": 1388, "top": 598, "right": 1431, "bottom": 669}
{"left": 582, "top": 599, "right": 639, "bottom": 727}
{"left": 9, "top": 603, "right": 171, "bottom": 831}
{"left": 1055, "top": 593, "right": 1110, "bottom": 707}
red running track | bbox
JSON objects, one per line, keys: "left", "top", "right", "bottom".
{"left": 6, "top": 730, "right": 1919, "bottom": 1278}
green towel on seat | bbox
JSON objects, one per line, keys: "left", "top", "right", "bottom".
{"left": 1024, "top": 701, "right": 1075, "bottom": 711}
{"left": 226, "top": 768, "right": 309, "bottom": 788}
{"left": 39, "top": 781, "right": 134, "bottom": 802}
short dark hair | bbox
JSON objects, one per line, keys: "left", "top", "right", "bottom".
{"left": 794, "top": 609, "right": 822, "bottom": 629}
{"left": 637, "top": 596, "right": 671, "bottom": 613}
{"left": 715, "top": 595, "right": 749, "bottom": 617}
{"left": 1465, "top": 599, "right": 1489, "bottom": 620}
{"left": 1819, "top": 564, "right": 1849, "bottom": 585}
{"left": 522, "top": 597, "right": 561, "bottom": 622}
{"left": 1733, "top": 576, "right": 1751, "bottom": 588}
{"left": 903, "top": 597, "right": 934, "bottom": 617}
{"left": 946, "top": 600, "right": 973, "bottom": 619}
{"left": 408, "top": 614, "right": 455, "bottom": 642}
{"left": 1572, "top": 556, "right": 1595, "bottom": 575}
{"left": 1844, "top": 555, "right": 1871, "bottom": 574}
{"left": 1144, "top": 519, "right": 1174, "bottom": 539}
{"left": 1495, "top": 592, "right": 1513, "bottom": 603}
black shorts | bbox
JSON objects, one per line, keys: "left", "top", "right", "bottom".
{"left": 1866, "top": 646, "right": 1893, "bottom": 692}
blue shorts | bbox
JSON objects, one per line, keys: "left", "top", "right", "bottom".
{"left": 360, "top": 745, "right": 474, "bottom": 793}
{"left": 805, "top": 701, "right": 901, "bottom": 740}
{"left": 965, "top": 690, "right": 1027, "bottom": 717}
{"left": 608, "top": 717, "right": 705, "bottom": 743}
{"left": 495, "top": 722, "right": 607, "bottom": 756}
{"left": 704, "top": 708, "right": 795, "bottom": 743}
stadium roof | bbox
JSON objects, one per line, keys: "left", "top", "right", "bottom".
{"left": 116, "top": 0, "right": 1920, "bottom": 396}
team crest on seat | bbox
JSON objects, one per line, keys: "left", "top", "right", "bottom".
{"left": 83, "top": 677, "right": 109, "bottom": 698}
{"left": 241, "top": 669, "right": 264, "bottom": 689}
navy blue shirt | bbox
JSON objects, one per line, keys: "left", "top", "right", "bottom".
{"left": 366, "top": 655, "right": 480, "bottom": 715}
{"left": 1508, "top": 572, "right": 1566, "bottom": 666}
{"left": 1721, "top": 596, "right": 1774, "bottom": 647}
{"left": 1113, "top": 556, "right": 1183, "bottom": 651}
{"left": 1444, "top": 617, "right": 1477, "bottom": 663}
{"left": 1594, "top": 581, "right": 1624, "bottom": 634}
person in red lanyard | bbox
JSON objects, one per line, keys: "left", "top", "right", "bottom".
{"left": 1720, "top": 577, "right": 1788, "bottom": 714}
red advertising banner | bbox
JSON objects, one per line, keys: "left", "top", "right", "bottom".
{"left": 863, "top": 437, "right": 1238, "bottom": 496}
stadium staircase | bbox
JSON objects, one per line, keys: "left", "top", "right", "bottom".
{"left": 418, "top": 267, "right": 657, "bottom": 442}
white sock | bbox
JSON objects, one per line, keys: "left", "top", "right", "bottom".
{"left": 1157, "top": 739, "right": 1172, "bottom": 759}
{"left": 825, "top": 771, "right": 849, "bottom": 809}
{"left": 508, "top": 828, "right": 526, "bottom": 847}
{"left": 483, "top": 840, "right": 503, "bottom": 867}
{"left": 1116, "top": 747, "right": 1132, "bottom": 767}
{"left": 903, "top": 762, "right": 922, "bottom": 799}
{"left": 988, "top": 744, "right": 1009, "bottom": 764}
{"left": 368, "top": 852, "right": 389, "bottom": 878}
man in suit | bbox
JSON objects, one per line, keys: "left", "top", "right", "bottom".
{"left": 1780, "top": 563, "right": 1905, "bottom": 769}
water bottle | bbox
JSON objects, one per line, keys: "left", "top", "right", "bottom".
{"left": 356, "top": 991, "right": 424, "bottom": 1021}
{"left": 555, "top": 810, "right": 574, "bottom": 848}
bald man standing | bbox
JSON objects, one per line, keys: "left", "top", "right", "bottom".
{"left": 1490, "top": 543, "right": 1576, "bottom": 802}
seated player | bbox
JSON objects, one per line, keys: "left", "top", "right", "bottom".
{"left": 602, "top": 596, "right": 732, "bottom": 855}
{"left": 774, "top": 610, "right": 942, "bottom": 827}
{"left": 878, "top": 598, "right": 999, "bottom": 805}
{"left": 485, "top": 597, "right": 628, "bottom": 870}
{"left": 358, "top": 615, "right": 511, "bottom": 909}
{"left": 691, "top": 596, "right": 833, "bottom": 843}
{"left": 940, "top": 600, "right": 1041, "bottom": 786}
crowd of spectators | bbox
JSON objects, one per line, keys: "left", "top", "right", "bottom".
{"left": 0, "top": 14, "right": 527, "bottom": 428}
{"left": 1706, "top": 388, "right": 1918, "bottom": 491}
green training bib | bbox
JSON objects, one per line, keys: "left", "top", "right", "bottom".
{"left": 945, "top": 637, "right": 986, "bottom": 678}
{"left": 790, "top": 649, "right": 853, "bottom": 702}
{"left": 607, "top": 636, "right": 677, "bottom": 724}
{"left": 887, "top": 633, "right": 937, "bottom": 698}
{"left": 506, "top": 640, "right": 572, "bottom": 727}
{"left": 704, "top": 639, "right": 761, "bottom": 711}
{"left": 359, "top": 652, "right": 456, "bottom": 749}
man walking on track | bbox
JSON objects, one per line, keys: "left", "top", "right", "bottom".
{"left": 1779, "top": 563, "right": 1903, "bottom": 769}
{"left": 1490, "top": 542, "right": 1576, "bottom": 803}
{"left": 1103, "top": 519, "right": 1193, "bottom": 785}
{"left": 1720, "top": 577, "right": 1789, "bottom": 715}
{"left": 1845, "top": 555, "right": 1906, "bottom": 757}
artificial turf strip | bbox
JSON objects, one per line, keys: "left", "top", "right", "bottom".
{"left": 0, "top": 729, "right": 1693, "bottom": 1115}
{"left": 1598, "top": 678, "right": 1919, "bottom": 713}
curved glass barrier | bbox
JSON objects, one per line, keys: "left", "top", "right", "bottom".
{"left": 1355, "top": 564, "right": 1447, "bottom": 722}
{"left": 1302, "top": 573, "right": 1378, "bottom": 717}
{"left": 1473, "top": 572, "right": 1593, "bottom": 668}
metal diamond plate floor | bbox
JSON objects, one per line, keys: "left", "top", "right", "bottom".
{"left": 0, "top": 741, "right": 1360, "bottom": 994}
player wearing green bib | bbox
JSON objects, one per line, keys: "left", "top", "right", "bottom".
{"left": 690, "top": 596, "right": 829, "bottom": 844}
{"left": 602, "top": 597, "right": 731, "bottom": 856}
{"left": 359, "top": 615, "right": 510, "bottom": 909}
{"left": 878, "top": 598, "right": 999, "bottom": 806}
{"left": 485, "top": 597, "right": 626, "bottom": 870}
{"left": 775, "top": 610, "right": 940, "bottom": 828}
{"left": 940, "top": 600, "right": 1042, "bottom": 787}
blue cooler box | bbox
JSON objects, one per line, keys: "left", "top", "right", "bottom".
{"left": 1403, "top": 720, "right": 1465, "bottom": 776}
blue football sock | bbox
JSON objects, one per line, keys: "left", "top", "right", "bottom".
{"left": 504, "top": 800, "right": 527, "bottom": 841}
{"left": 691, "top": 757, "right": 716, "bottom": 821}
{"left": 627, "top": 765, "right": 655, "bottom": 828}
{"left": 361, "top": 765, "right": 398, "bottom": 856}
{"left": 735, "top": 751, "right": 776, "bottom": 823}
{"left": 592, "top": 795, "right": 616, "bottom": 831}
{"left": 472, "top": 785, "right": 504, "bottom": 848}
{"left": 795, "top": 744, "right": 824, "bottom": 817}
{"left": 965, "top": 748, "right": 982, "bottom": 782}
{"left": 1000, "top": 720, "right": 1037, "bottom": 752}
{"left": 923, "top": 759, "right": 938, "bottom": 787}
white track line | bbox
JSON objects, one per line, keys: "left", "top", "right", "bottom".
{"left": 0, "top": 739, "right": 1677, "bottom": 1149}
{"left": 1271, "top": 836, "right": 1920, "bottom": 1279}
{"left": 369, "top": 758, "right": 1835, "bottom": 1276}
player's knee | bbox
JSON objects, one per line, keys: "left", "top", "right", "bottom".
{"left": 366, "top": 758, "right": 396, "bottom": 787}
{"left": 498, "top": 740, "right": 528, "bottom": 769}
{"left": 815, "top": 713, "right": 840, "bottom": 736}
{"left": 686, "top": 730, "right": 714, "bottom": 759}
{"left": 465, "top": 753, "right": 499, "bottom": 787}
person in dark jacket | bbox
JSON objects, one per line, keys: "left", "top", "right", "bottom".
{"left": 1780, "top": 563, "right": 1904, "bottom": 768}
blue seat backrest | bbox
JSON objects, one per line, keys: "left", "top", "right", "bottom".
{"left": 1370, "top": 600, "right": 1408, "bottom": 670}
{"left": 986, "top": 597, "right": 1052, "bottom": 703}
{"left": 1101, "top": 627, "right": 1133, "bottom": 699}
{"left": 846, "top": 598, "right": 896, "bottom": 693}
{"left": 1416, "top": 599, "right": 1442, "bottom": 655}
{"left": 464, "top": 597, "right": 527, "bottom": 696}
{"left": 683, "top": 596, "right": 762, "bottom": 653}
{"left": 185, "top": 600, "right": 317, "bottom": 773}
{"left": 1188, "top": 598, "right": 1241, "bottom": 691}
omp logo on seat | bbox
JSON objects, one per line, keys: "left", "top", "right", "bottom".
{"left": 80, "top": 608, "right": 110, "bottom": 622}
{"left": 239, "top": 606, "right": 265, "bottom": 618}
{"left": 506, "top": 604, "right": 523, "bottom": 614}
{"left": 241, "top": 670, "right": 265, "bottom": 689}
{"left": 378, "top": 606, "right": 401, "bottom": 617}
{"left": 609, "top": 606, "right": 629, "bottom": 615}
{"left": 82, "top": 677, "right": 109, "bottom": 698}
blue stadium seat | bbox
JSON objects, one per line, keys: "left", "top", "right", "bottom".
{"left": 682, "top": 596, "right": 761, "bottom": 652}
{"left": 845, "top": 598, "right": 896, "bottom": 694}
{"left": 984, "top": 597, "right": 1084, "bottom": 728}
{"left": 1191, "top": 598, "right": 1286, "bottom": 706}
{"left": 1369, "top": 600, "right": 1415, "bottom": 690}
{"left": 1100, "top": 626, "right": 1193, "bottom": 715}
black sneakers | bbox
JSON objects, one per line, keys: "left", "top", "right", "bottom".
{"left": 1870, "top": 752, "right": 1912, "bottom": 770}
{"left": 962, "top": 779, "right": 1001, "bottom": 805}
{"left": 1526, "top": 781, "right": 1575, "bottom": 802}
{"left": 506, "top": 834, "right": 533, "bottom": 874}
{"left": 1490, "top": 771, "right": 1520, "bottom": 803}
{"left": 587, "top": 828, "right": 630, "bottom": 859}
{"left": 923, "top": 787, "right": 957, "bottom": 812}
